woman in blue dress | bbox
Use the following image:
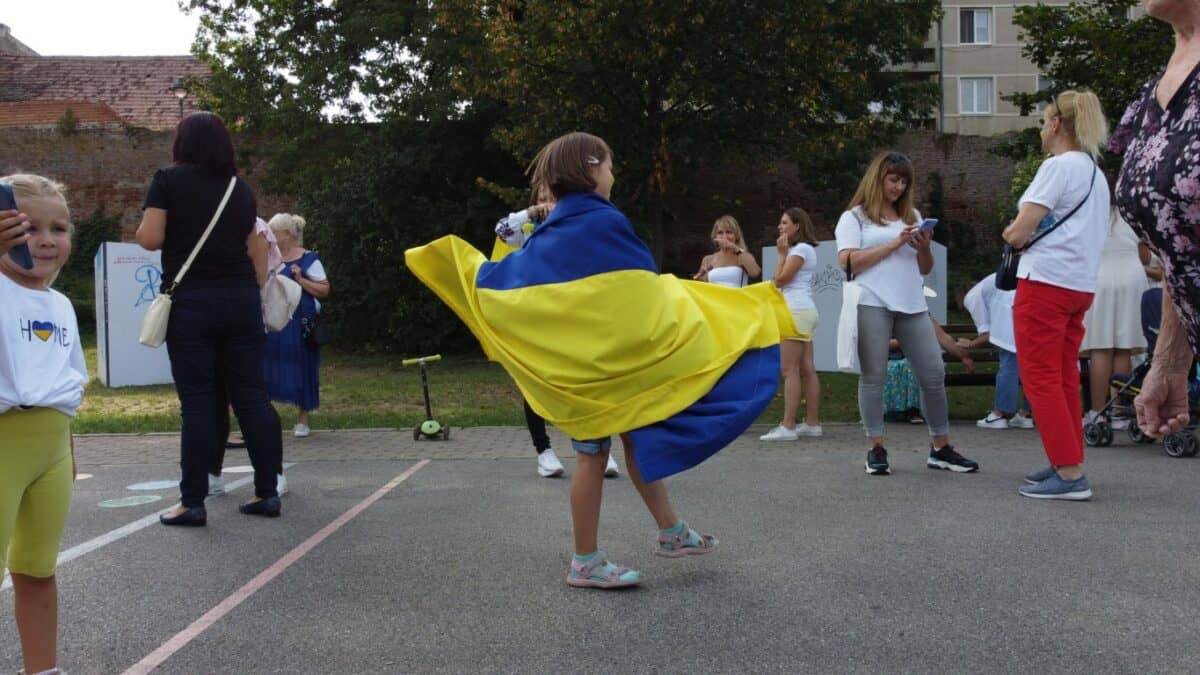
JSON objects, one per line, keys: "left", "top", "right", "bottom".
{"left": 263, "top": 213, "right": 329, "bottom": 437}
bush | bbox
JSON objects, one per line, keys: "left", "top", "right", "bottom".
{"left": 300, "top": 106, "right": 524, "bottom": 355}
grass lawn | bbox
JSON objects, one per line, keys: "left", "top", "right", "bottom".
{"left": 75, "top": 339, "right": 997, "bottom": 434}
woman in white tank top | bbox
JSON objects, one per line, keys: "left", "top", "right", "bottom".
{"left": 693, "top": 215, "right": 760, "bottom": 288}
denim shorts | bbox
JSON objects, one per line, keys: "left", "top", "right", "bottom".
{"left": 570, "top": 436, "right": 612, "bottom": 455}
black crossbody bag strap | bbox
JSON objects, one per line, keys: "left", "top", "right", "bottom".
{"left": 1018, "top": 162, "right": 1097, "bottom": 252}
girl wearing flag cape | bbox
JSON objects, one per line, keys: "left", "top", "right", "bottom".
{"left": 406, "top": 132, "right": 796, "bottom": 588}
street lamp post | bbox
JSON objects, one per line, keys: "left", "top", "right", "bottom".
{"left": 170, "top": 78, "right": 188, "bottom": 120}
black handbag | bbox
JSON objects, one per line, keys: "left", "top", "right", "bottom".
{"left": 996, "top": 162, "right": 1096, "bottom": 291}
{"left": 301, "top": 314, "right": 332, "bottom": 349}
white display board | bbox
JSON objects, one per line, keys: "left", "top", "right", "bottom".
{"left": 94, "top": 242, "right": 174, "bottom": 387}
{"left": 762, "top": 240, "right": 946, "bottom": 373}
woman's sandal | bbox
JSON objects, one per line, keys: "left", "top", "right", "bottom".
{"left": 655, "top": 522, "right": 719, "bottom": 558}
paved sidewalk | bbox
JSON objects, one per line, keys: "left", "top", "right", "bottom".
{"left": 76, "top": 421, "right": 1052, "bottom": 465}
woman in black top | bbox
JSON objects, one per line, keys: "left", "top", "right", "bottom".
{"left": 136, "top": 112, "right": 283, "bottom": 525}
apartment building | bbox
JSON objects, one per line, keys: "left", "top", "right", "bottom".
{"left": 926, "top": 2, "right": 1072, "bottom": 136}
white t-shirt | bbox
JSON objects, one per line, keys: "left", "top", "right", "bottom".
{"left": 835, "top": 206, "right": 928, "bottom": 314}
{"left": 1016, "top": 151, "right": 1110, "bottom": 293}
{"left": 778, "top": 243, "right": 817, "bottom": 310}
{"left": 963, "top": 273, "right": 1017, "bottom": 353}
{"left": 0, "top": 273, "right": 88, "bottom": 417}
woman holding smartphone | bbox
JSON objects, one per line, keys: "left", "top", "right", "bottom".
{"left": 835, "top": 152, "right": 978, "bottom": 476}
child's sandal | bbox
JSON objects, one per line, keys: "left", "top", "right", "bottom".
{"left": 566, "top": 551, "right": 641, "bottom": 589}
{"left": 655, "top": 522, "right": 719, "bottom": 558}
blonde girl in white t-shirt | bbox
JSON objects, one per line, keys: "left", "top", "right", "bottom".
{"left": 0, "top": 174, "right": 85, "bottom": 675}
{"left": 760, "top": 208, "right": 823, "bottom": 440}
{"left": 693, "top": 215, "right": 761, "bottom": 288}
{"left": 835, "top": 152, "right": 978, "bottom": 476}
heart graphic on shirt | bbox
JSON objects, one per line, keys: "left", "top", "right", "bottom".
{"left": 32, "top": 321, "right": 55, "bottom": 342}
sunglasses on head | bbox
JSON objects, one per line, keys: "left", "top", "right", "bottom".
{"left": 886, "top": 152, "right": 911, "bottom": 165}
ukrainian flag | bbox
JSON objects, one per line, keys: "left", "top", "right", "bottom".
{"left": 406, "top": 192, "right": 796, "bottom": 482}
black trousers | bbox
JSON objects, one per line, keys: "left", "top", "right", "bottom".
{"left": 523, "top": 399, "right": 550, "bottom": 453}
{"left": 166, "top": 286, "right": 282, "bottom": 507}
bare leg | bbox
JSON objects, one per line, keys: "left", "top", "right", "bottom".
{"left": 12, "top": 573, "right": 57, "bottom": 674}
{"left": 1112, "top": 350, "right": 1133, "bottom": 402}
{"left": 780, "top": 341, "right": 803, "bottom": 428}
{"left": 799, "top": 342, "right": 821, "bottom": 426}
{"left": 298, "top": 408, "right": 310, "bottom": 427}
{"left": 1088, "top": 349, "right": 1115, "bottom": 412}
{"left": 620, "top": 434, "right": 678, "bottom": 529}
{"left": 569, "top": 451, "right": 608, "bottom": 555}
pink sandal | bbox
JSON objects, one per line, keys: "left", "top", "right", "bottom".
{"left": 656, "top": 522, "right": 719, "bottom": 558}
{"left": 566, "top": 551, "right": 642, "bottom": 589}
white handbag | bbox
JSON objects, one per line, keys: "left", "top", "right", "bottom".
{"left": 261, "top": 272, "right": 302, "bottom": 332}
{"left": 139, "top": 177, "right": 238, "bottom": 348}
{"left": 836, "top": 276, "right": 862, "bottom": 374}
{"left": 836, "top": 210, "right": 865, "bottom": 374}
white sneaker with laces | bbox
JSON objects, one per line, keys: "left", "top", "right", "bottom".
{"left": 976, "top": 413, "right": 1009, "bottom": 429}
{"left": 208, "top": 473, "right": 225, "bottom": 496}
{"left": 604, "top": 454, "right": 620, "bottom": 478}
{"left": 795, "top": 423, "right": 823, "bottom": 437}
{"left": 760, "top": 425, "right": 800, "bottom": 441}
{"left": 536, "top": 448, "right": 565, "bottom": 478}
{"left": 1008, "top": 412, "right": 1035, "bottom": 429}
{"left": 294, "top": 423, "right": 311, "bottom": 438}
{"left": 277, "top": 473, "right": 289, "bottom": 496}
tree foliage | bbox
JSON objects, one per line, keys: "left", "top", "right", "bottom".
{"left": 1000, "top": 0, "right": 1172, "bottom": 158}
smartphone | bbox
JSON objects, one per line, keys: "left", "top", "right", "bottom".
{"left": 919, "top": 218, "right": 939, "bottom": 232}
{"left": 0, "top": 184, "right": 33, "bottom": 270}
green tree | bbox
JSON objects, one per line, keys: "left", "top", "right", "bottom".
{"left": 433, "top": 0, "right": 940, "bottom": 264}
{"left": 999, "top": 0, "right": 1171, "bottom": 159}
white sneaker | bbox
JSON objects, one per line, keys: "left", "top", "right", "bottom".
{"left": 208, "top": 473, "right": 225, "bottom": 496}
{"left": 277, "top": 473, "right": 288, "bottom": 496}
{"left": 1110, "top": 417, "right": 1131, "bottom": 430}
{"left": 1082, "top": 410, "right": 1102, "bottom": 427}
{"left": 536, "top": 448, "right": 565, "bottom": 478}
{"left": 604, "top": 454, "right": 620, "bottom": 478}
{"left": 795, "top": 423, "right": 823, "bottom": 437}
{"left": 294, "top": 423, "right": 311, "bottom": 438}
{"left": 759, "top": 425, "right": 799, "bottom": 441}
{"left": 976, "top": 413, "right": 1009, "bottom": 429}
{"left": 1008, "top": 412, "right": 1035, "bottom": 429}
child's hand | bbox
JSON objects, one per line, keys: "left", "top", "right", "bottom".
{"left": 528, "top": 202, "right": 553, "bottom": 223}
{"left": 960, "top": 354, "right": 976, "bottom": 374}
{"left": 956, "top": 337, "right": 972, "bottom": 349}
{"left": 0, "top": 209, "right": 31, "bottom": 254}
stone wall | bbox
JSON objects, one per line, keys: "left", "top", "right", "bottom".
{"left": 0, "top": 125, "right": 293, "bottom": 235}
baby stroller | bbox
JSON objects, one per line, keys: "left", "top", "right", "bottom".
{"left": 1083, "top": 287, "right": 1200, "bottom": 456}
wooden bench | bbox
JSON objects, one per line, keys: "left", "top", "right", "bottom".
{"left": 940, "top": 323, "right": 999, "bottom": 387}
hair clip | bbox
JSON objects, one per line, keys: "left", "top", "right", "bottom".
{"left": 585, "top": 155, "right": 600, "bottom": 165}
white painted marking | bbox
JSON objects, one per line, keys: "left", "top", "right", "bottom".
{"left": 219, "top": 465, "right": 255, "bottom": 474}
{"left": 126, "top": 480, "right": 178, "bottom": 491}
{"left": 75, "top": 473, "right": 94, "bottom": 481}
{"left": 1, "top": 464, "right": 295, "bottom": 592}
{"left": 122, "top": 460, "right": 430, "bottom": 675}
{"left": 100, "top": 495, "right": 163, "bottom": 508}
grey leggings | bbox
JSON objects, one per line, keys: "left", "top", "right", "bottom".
{"left": 857, "top": 304, "right": 949, "bottom": 438}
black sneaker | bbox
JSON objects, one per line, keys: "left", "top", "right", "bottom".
{"left": 926, "top": 444, "right": 979, "bottom": 473}
{"left": 865, "top": 445, "right": 890, "bottom": 475}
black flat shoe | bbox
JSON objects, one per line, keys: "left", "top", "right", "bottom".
{"left": 225, "top": 440, "right": 247, "bottom": 449}
{"left": 159, "top": 506, "right": 207, "bottom": 527}
{"left": 239, "top": 496, "right": 281, "bottom": 518}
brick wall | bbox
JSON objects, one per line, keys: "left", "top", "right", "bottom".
{"left": 0, "top": 125, "right": 293, "bottom": 236}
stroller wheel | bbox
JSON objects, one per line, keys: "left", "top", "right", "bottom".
{"left": 1163, "top": 432, "right": 1191, "bottom": 458}
{"left": 1100, "top": 425, "right": 1114, "bottom": 446}
{"left": 1127, "top": 423, "right": 1147, "bottom": 444}
{"left": 1083, "top": 422, "right": 1105, "bottom": 447}
{"left": 1185, "top": 433, "right": 1199, "bottom": 458}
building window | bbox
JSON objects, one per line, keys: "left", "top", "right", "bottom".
{"left": 960, "top": 8, "right": 992, "bottom": 44}
{"left": 1037, "top": 76, "right": 1055, "bottom": 112}
{"left": 960, "top": 78, "right": 994, "bottom": 114}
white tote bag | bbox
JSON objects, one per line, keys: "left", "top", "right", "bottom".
{"left": 261, "top": 272, "right": 302, "bottom": 332}
{"left": 836, "top": 278, "right": 862, "bottom": 373}
{"left": 139, "top": 177, "right": 238, "bottom": 348}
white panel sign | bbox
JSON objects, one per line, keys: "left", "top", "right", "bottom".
{"left": 94, "top": 242, "right": 174, "bottom": 387}
{"left": 762, "top": 240, "right": 946, "bottom": 373}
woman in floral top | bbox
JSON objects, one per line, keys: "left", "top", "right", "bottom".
{"left": 1108, "top": 0, "right": 1200, "bottom": 439}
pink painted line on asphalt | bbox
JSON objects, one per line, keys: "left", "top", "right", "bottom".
{"left": 122, "top": 459, "right": 431, "bottom": 675}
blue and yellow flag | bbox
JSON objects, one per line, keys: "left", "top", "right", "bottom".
{"left": 405, "top": 192, "right": 796, "bottom": 482}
